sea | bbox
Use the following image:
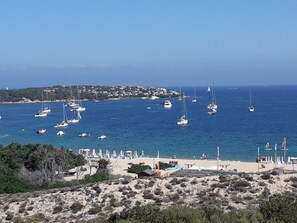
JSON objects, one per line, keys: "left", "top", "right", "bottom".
{"left": 0, "top": 86, "right": 297, "bottom": 162}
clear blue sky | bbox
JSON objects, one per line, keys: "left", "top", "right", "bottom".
{"left": 0, "top": 0, "right": 297, "bottom": 88}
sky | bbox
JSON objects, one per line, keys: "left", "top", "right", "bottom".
{"left": 0, "top": 0, "right": 297, "bottom": 88}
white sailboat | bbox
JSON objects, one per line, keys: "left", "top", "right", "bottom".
{"left": 192, "top": 87, "right": 197, "bottom": 103}
{"left": 34, "top": 91, "right": 48, "bottom": 118}
{"left": 42, "top": 90, "right": 51, "bottom": 113}
{"left": 54, "top": 104, "right": 69, "bottom": 128}
{"left": 207, "top": 81, "right": 218, "bottom": 115}
{"left": 249, "top": 88, "right": 255, "bottom": 112}
{"left": 177, "top": 93, "right": 188, "bottom": 126}
{"left": 68, "top": 111, "right": 81, "bottom": 124}
{"left": 177, "top": 86, "right": 182, "bottom": 101}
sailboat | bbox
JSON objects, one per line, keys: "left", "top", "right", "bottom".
{"left": 192, "top": 87, "right": 197, "bottom": 103}
{"left": 207, "top": 81, "right": 218, "bottom": 115}
{"left": 68, "top": 111, "right": 81, "bottom": 124}
{"left": 177, "top": 93, "right": 188, "bottom": 126}
{"left": 70, "top": 86, "right": 86, "bottom": 112}
{"left": 42, "top": 90, "right": 51, "bottom": 113}
{"left": 177, "top": 86, "right": 182, "bottom": 101}
{"left": 249, "top": 88, "right": 255, "bottom": 112}
{"left": 54, "top": 104, "right": 69, "bottom": 128}
{"left": 34, "top": 91, "right": 48, "bottom": 118}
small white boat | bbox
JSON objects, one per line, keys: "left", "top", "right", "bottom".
{"left": 57, "top": 131, "right": 65, "bottom": 136}
{"left": 177, "top": 94, "right": 188, "bottom": 126}
{"left": 147, "top": 107, "right": 151, "bottom": 110}
{"left": 163, "top": 100, "right": 172, "bottom": 109}
{"left": 150, "top": 95, "right": 159, "bottom": 100}
{"left": 249, "top": 88, "right": 255, "bottom": 112}
{"left": 54, "top": 104, "right": 69, "bottom": 128}
{"left": 192, "top": 87, "right": 197, "bottom": 103}
{"left": 207, "top": 86, "right": 211, "bottom": 92}
{"left": 208, "top": 108, "right": 217, "bottom": 116}
{"left": 34, "top": 111, "right": 47, "bottom": 118}
{"left": 207, "top": 81, "right": 218, "bottom": 115}
{"left": 98, "top": 135, "right": 107, "bottom": 140}
{"left": 36, "top": 129, "right": 46, "bottom": 134}
{"left": 68, "top": 111, "right": 81, "bottom": 124}
{"left": 177, "top": 115, "right": 188, "bottom": 126}
{"left": 249, "top": 106, "right": 255, "bottom": 112}
{"left": 71, "top": 106, "right": 86, "bottom": 112}
{"left": 79, "top": 133, "right": 88, "bottom": 137}
{"left": 54, "top": 121, "right": 68, "bottom": 128}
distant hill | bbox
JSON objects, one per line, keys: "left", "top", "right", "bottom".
{"left": 0, "top": 85, "right": 179, "bottom": 103}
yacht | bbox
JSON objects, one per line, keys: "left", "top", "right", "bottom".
{"left": 68, "top": 111, "right": 81, "bottom": 124}
{"left": 54, "top": 104, "right": 69, "bottom": 128}
{"left": 249, "top": 88, "right": 255, "bottom": 112}
{"left": 57, "top": 131, "right": 65, "bottom": 136}
{"left": 163, "top": 100, "right": 172, "bottom": 109}
{"left": 36, "top": 129, "right": 46, "bottom": 134}
{"left": 98, "top": 135, "right": 107, "bottom": 140}
{"left": 192, "top": 87, "right": 197, "bottom": 103}
{"left": 208, "top": 81, "right": 218, "bottom": 115}
{"left": 177, "top": 94, "right": 188, "bottom": 126}
{"left": 79, "top": 133, "right": 88, "bottom": 137}
{"left": 34, "top": 111, "right": 47, "bottom": 118}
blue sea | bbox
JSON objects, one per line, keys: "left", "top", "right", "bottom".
{"left": 0, "top": 86, "right": 297, "bottom": 162}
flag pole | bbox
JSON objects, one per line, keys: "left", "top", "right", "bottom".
{"left": 274, "top": 144, "right": 277, "bottom": 168}
{"left": 216, "top": 147, "right": 220, "bottom": 171}
{"left": 282, "top": 137, "right": 287, "bottom": 175}
{"left": 258, "top": 146, "right": 260, "bottom": 174}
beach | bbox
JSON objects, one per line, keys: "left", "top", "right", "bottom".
{"left": 63, "top": 155, "right": 294, "bottom": 182}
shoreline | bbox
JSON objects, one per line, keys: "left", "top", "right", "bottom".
{"left": 64, "top": 155, "right": 295, "bottom": 181}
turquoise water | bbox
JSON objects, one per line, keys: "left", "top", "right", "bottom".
{"left": 0, "top": 86, "right": 296, "bottom": 161}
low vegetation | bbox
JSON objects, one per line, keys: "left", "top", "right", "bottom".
{"left": 128, "top": 164, "right": 152, "bottom": 174}
{"left": 107, "top": 195, "right": 297, "bottom": 223}
{"left": 0, "top": 143, "right": 89, "bottom": 194}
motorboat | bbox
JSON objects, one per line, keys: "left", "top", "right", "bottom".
{"left": 79, "top": 133, "right": 88, "bottom": 137}
{"left": 36, "top": 129, "right": 46, "bottom": 134}
{"left": 163, "top": 100, "right": 172, "bottom": 109}
{"left": 57, "top": 131, "right": 65, "bottom": 136}
{"left": 249, "top": 89, "right": 255, "bottom": 112}
{"left": 98, "top": 135, "right": 107, "bottom": 140}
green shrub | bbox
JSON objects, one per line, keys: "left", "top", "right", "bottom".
{"left": 128, "top": 164, "right": 151, "bottom": 174}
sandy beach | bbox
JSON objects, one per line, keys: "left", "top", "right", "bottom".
{"left": 63, "top": 155, "right": 294, "bottom": 182}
